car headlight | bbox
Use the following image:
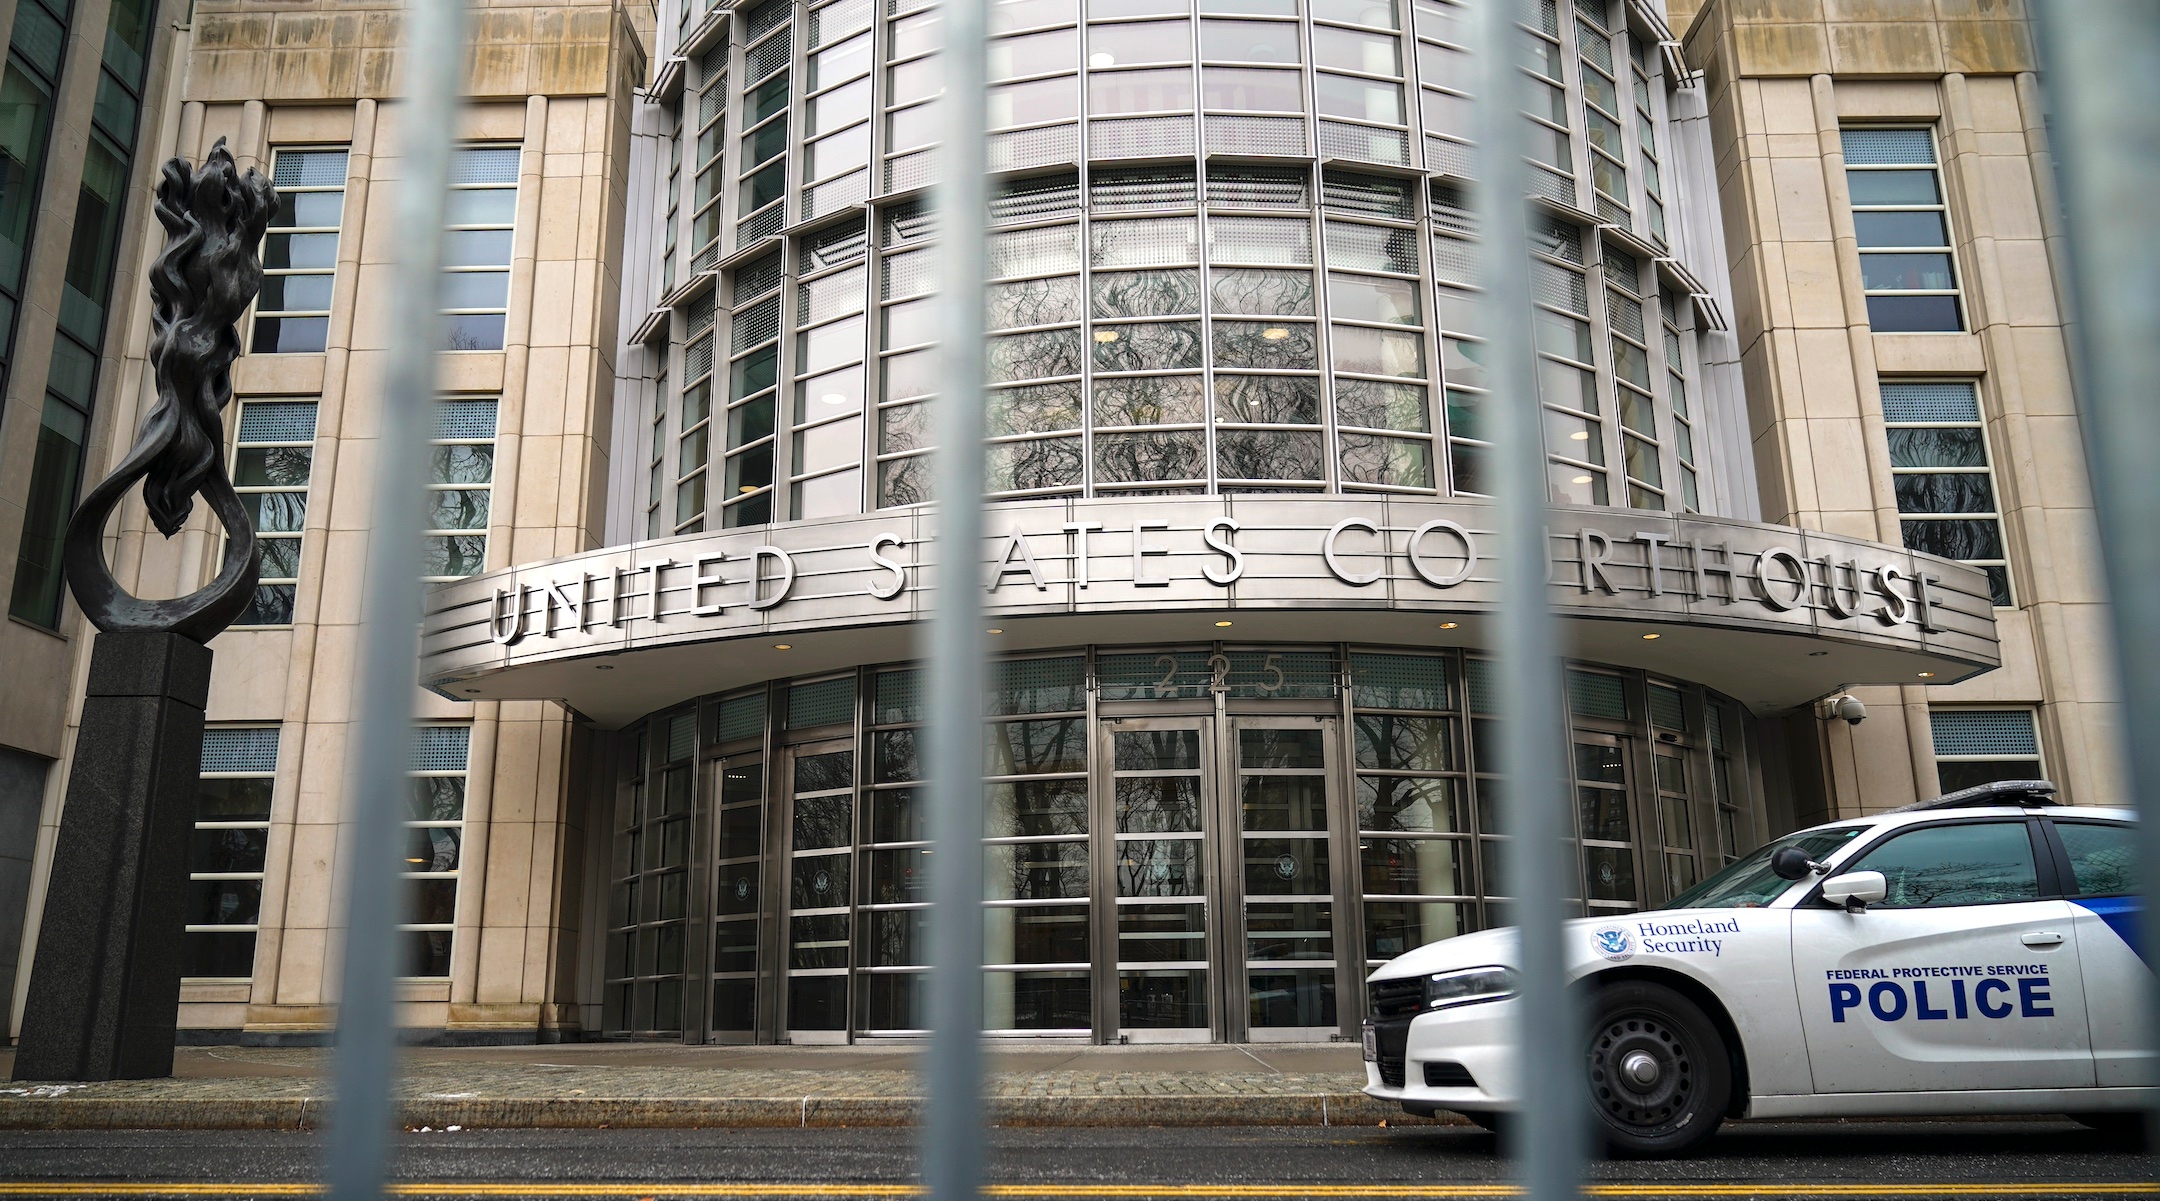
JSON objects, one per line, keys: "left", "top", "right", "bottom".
{"left": 1425, "top": 966, "right": 1518, "bottom": 1010}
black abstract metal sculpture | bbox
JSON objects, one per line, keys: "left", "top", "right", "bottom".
{"left": 12, "top": 139, "right": 278, "bottom": 1082}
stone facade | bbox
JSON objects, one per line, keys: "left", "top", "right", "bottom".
{"left": 1681, "top": 0, "right": 2119, "bottom": 828}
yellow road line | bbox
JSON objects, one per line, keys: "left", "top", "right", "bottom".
{"left": 0, "top": 1185, "right": 2151, "bottom": 1199}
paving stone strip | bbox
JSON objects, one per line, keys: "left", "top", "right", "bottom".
{"left": 0, "top": 1067, "right": 1452, "bottom": 1130}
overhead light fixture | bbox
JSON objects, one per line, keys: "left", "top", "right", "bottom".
{"left": 986, "top": 627, "right": 1004, "bottom": 634}
{"left": 1439, "top": 622, "right": 1458, "bottom": 629}
{"left": 1641, "top": 632, "right": 1661, "bottom": 640}
{"left": 1917, "top": 671, "right": 1935, "bottom": 678}
{"left": 775, "top": 643, "right": 793, "bottom": 651}
{"left": 1089, "top": 52, "right": 1115, "bottom": 68}
{"left": 1808, "top": 651, "right": 1829, "bottom": 658}
{"left": 595, "top": 664, "right": 615, "bottom": 670}
{"left": 463, "top": 688, "right": 481, "bottom": 695}
{"left": 1261, "top": 327, "right": 1290, "bottom": 340}
{"left": 1214, "top": 620, "right": 1234, "bottom": 627}
{"left": 1094, "top": 329, "right": 1119, "bottom": 342}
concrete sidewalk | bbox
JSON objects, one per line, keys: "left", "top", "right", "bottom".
{"left": 0, "top": 1041, "right": 1447, "bottom": 1130}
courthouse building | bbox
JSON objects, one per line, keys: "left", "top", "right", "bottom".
{"left": 0, "top": 0, "right": 2117, "bottom": 1045}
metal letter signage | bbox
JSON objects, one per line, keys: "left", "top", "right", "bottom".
{"left": 1323, "top": 518, "right": 1383, "bottom": 586}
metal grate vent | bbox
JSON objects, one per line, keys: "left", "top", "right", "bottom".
{"left": 1841, "top": 127, "right": 1935, "bottom": 166}
{"left": 1567, "top": 670, "right": 1628, "bottom": 721}
{"left": 884, "top": 199, "right": 935, "bottom": 247}
{"left": 992, "top": 172, "right": 1082, "bottom": 223}
{"left": 1326, "top": 223, "right": 1418, "bottom": 274}
{"left": 201, "top": 727, "right": 281, "bottom": 774}
{"left": 1206, "top": 166, "right": 1309, "bottom": 210}
{"left": 454, "top": 146, "right": 520, "bottom": 185}
{"left": 988, "top": 656, "right": 1086, "bottom": 715}
{"left": 272, "top": 149, "right": 348, "bottom": 187}
{"left": 412, "top": 725, "right": 472, "bottom": 772}
{"left": 1091, "top": 216, "right": 1201, "bottom": 269}
{"left": 1204, "top": 115, "right": 1307, "bottom": 158}
{"left": 667, "top": 711, "right": 698, "bottom": 763}
{"left": 788, "top": 675, "right": 856, "bottom": 728}
{"left": 735, "top": 253, "right": 785, "bottom": 303}
{"left": 1607, "top": 290, "right": 1645, "bottom": 342}
{"left": 810, "top": 0, "right": 872, "bottom": 45}
{"left": 1464, "top": 656, "right": 1497, "bottom": 715}
{"left": 717, "top": 691, "right": 768, "bottom": 743}
{"left": 701, "top": 43, "right": 730, "bottom": 80}
{"left": 1207, "top": 215, "right": 1310, "bottom": 266}
{"left": 1880, "top": 381, "right": 1980, "bottom": 424}
{"left": 732, "top": 296, "right": 780, "bottom": 352}
{"left": 988, "top": 124, "right": 1081, "bottom": 174}
{"left": 1088, "top": 115, "right": 1194, "bottom": 158}
{"left": 992, "top": 224, "right": 1083, "bottom": 278}
{"left": 806, "top": 219, "right": 870, "bottom": 273}
{"left": 1317, "top": 121, "right": 1409, "bottom": 166}
{"left": 685, "top": 333, "right": 714, "bottom": 381}
{"left": 238, "top": 401, "right": 319, "bottom": 443}
{"left": 435, "top": 399, "right": 498, "bottom": 440}
{"left": 1091, "top": 167, "right": 1197, "bottom": 211}
{"left": 748, "top": 30, "right": 792, "bottom": 81}
{"left": 874, "top": 667, "right": 922, "bottom": 724}
{"left": 1351, "top": 653, "right": 1453, "bottom": 711}
{"left": 688, "top": 291, "right": 717, "bottom": 336}
{"left": 1931, "top": 709, "right": 2038, "bottom": 758}
{"left": 1321, "top": 170, "right": 1413, "bottom": 220}
{"left": 746, "top": 0, "right": 791, "bottom": 40}
{"left": 739, "top": 202, "right": 785, "bottom": 244}
{"left": 1594, "top": 193, "right": 1629, "bottom": 225}
{"left": 1649, "top": 683, "right": 1685, "bottom": 732}
{"left": 882, "top": 249, "right": 935, "bottom": 300}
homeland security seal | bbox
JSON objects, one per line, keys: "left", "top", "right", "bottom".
{"left": 1593, "top": 925, "right": 1633, "bottom": 961}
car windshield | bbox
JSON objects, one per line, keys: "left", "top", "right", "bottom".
{"left": 1661, "top": 827, "right": 1867, "bottom": 909}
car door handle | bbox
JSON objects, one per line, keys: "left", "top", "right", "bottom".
{"left": 2021, "top": 931, "right": 2066, "bottom": 947}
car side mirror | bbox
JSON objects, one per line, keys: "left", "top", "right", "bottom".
{"left": 1770, "top": 846, "right": 1824, "bottom": 881}
{"left": 1822, "top": 870, "right": 1888, "bottom": 913}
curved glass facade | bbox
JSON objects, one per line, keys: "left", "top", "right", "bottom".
{"left": 632, "top": 0, "right": 1726, "bottom": 537}
{"left": 599, "top": 646, "right": 1760, "bottom": 1041}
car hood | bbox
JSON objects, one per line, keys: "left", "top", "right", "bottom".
{"left": 1366, "top": 909, "right": 1762, "bottom": 984}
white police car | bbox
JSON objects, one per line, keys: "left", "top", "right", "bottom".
{"left": 1361, "top": 779, "right": 2149, "bottom": 1156}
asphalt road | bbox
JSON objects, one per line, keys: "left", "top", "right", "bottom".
{"left": 0, "top": 1120, "right": 2150, "bottom": 1199}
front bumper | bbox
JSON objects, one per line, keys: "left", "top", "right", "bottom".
{"left": 1362, "top": 994, "right": 1519, "bottom": 1112}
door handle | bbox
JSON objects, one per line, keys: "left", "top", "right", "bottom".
{"left": 2021, "top": 931, "right": 2066, "bottom": 947}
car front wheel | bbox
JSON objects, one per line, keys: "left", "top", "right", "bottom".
{"left": 1584, "top": 981, "right": 1731, "bottom": 1158}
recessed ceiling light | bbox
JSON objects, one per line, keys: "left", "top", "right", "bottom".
{"left": 986, "top": 627, "right": 1004, "bottom": 634}
{"left": 1641, "top": 632, "right": 1661, "bottom": 640}
{"left": 595, "top": 664, "right": 615, "bottom": 670}
{"left": 463, "top": 688, "right": 481, "bottom": 694}
{"left": 1917, "top": 671, "right": 1935, "bottom": 678}
{"left": 775, "top": 643, "right": 793, "bottom": 650}
{"left": 1214, "top": 620, "right": 1233, "bottom": 627}
{"left": 1808, "top": 650, "right": 1829, "bottom": 658}
{"left": 1094, "top": 329, "right": 1119, "bottom": 342}
{"left": 1439, "top": 622, "right": 1459, "bottom": 629}
{"left": 1089, "top": 51, "right": 1115, "bottom": 68}
{"left": 1261, "top": 327, "right": 1290, "bottom": 340}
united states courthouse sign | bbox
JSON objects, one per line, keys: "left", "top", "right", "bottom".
{"left": 420, "top": 496, "right": 1998, "bottom": 725}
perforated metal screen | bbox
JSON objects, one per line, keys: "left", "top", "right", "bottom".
{"left": 237, "top": 401, "right": 318, "bottom": 444}
{"left": 1931, "top": 709, "right": 2039, "bottom": 758}
{"left": 1841, "top": 127, "right": 1935, "bottom": 166}
{"left": 412, "top": 725, "right": 471, "bottom": 772}
{"left": 201, "top": 727, "right": 280, "bottom": 774}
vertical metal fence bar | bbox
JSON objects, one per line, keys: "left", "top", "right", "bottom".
{"left": 325, "top": 0, "right": 471, "bottom": 1195}
{"left": 1472, "top": 0, "right": 1583, "bottom": 1192}
{"left": 2031, "top": 4, "right": 2160, "bottom": 1145}
{"left": 926, "top": 0, "right": 991, "bottom": 1190}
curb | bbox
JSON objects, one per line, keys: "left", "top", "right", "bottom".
{"left": 0, "top": 1092, "right": 1463, "bottom": 1131}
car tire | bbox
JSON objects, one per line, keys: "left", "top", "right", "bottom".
{"left": 1584, "top": 981, "right": 1731, "bottom": 1158}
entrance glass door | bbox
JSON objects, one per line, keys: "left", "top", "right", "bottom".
{"left": 1228, "top": 716, "right": 1338, "bottom": 1041}
{"left": 1107, "top": 718, "right": 1214, "bottom": 1040}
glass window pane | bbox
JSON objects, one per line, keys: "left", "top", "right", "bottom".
{"left": 1852, "top": 821, "right": 2038, "bottom": 908}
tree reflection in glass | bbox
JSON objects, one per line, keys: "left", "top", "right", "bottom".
{"left": 1091, "top": 268, "right": 1200, "bottom": 318}
{"left": 1093, "top": 375, "right": 1205, "bottom": 426}
{"left": 1214, "top": 374, "right": 1319, "bottom": 424}
{"left": 1209, "top": 267, "right": 1312, "bottom": 315}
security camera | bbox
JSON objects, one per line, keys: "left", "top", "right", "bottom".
{"left": 1828, "top": 694, "right": 1867, "bottom": 726}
